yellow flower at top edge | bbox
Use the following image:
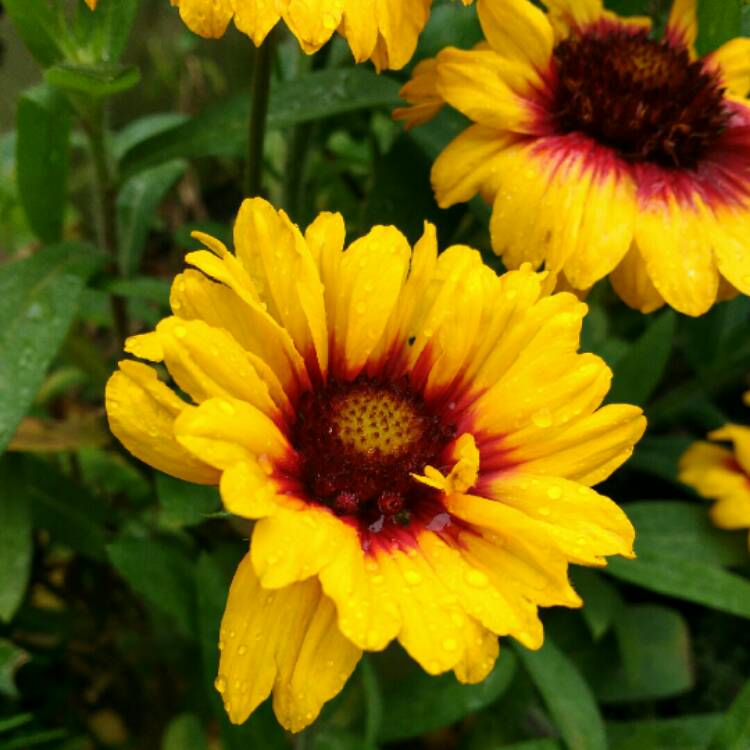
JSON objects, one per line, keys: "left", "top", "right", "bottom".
{"left": 395, "top": 0, "right": 750, "bottom": 316}
{"left": 95, "top": 0, "right": 474, "bottom": 71}
{"left": 680, "top": 422, "right": 750, "bottom": 551}
{"left": 105, "top": 197, "right": 645, "bottom": 732}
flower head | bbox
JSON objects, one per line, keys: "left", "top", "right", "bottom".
{"left": 146, "top": 0, "right": 472, "bottom": 71}
{"left": 106, "top": 198, "right": 645, "bottom": 732}
{"left": 395, "top": 0, "right": 750, "bottom": 315}
{"left": 680, "top": 423, "right": 750, "bottom": 550}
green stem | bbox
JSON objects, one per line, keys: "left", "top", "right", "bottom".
{"left": 282, "top": 120, "right": 314, "bottom": 220}
{"left": 245, "top": 35, "right": 275, "bottom": 197}
{"left": 87, "top": 103, "right": 128, "bottom": 344}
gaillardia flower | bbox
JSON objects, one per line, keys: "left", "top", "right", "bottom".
{"left": 106, "top": 198, "right": 645, "bottom": 731}
{"left": 680, "top": 424, "right": 750, "bottom": 549}
{"left": 138, "top": 0, "right": 471, "bottom": 71}
{"left": 395, "top": 0, "right": 750, "bottom": 316}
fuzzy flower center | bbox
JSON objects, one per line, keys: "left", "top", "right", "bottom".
{"left": 552, "top": 28, "right": 730, "bottom": 167}
{"left": 292, "top": 377, "right": 455, "bottom": 527}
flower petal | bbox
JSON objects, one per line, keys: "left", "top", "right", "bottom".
{"left": 173, "top": 0, "right": 233, "bottom": 37}
{"left": 393, "top": 58, "right": 445, "bottom": 129}
{"left": 480, "top": 474, "right": 635, "bottom": 564}
{"left": 706, "top": 38, "right": 750, "bottom": 97}
{"left": 709, "top": 424, "right": 750, "bottom": 475}
{"left": 217, "top": 554, "right": 361, "bottom": 732}
{"left": 281, "top": 0, "right": 343, "bottom": 53}
{"left": 634, "top": 183, "right": 719, "bottom": 317}
{"left": 105, "top": 361, "right": 218, "bottom": 484}
{"left": 543, "top": 0, "right": 603, "bottom": 37}
{"left": 432, "top": 124, "right": 518, "bottom": 208}
{"left": 664, "top": 0, "right": 697, "bottom": 52}
{"left": 477, "top": 0, "right": 554, "bottom": 71}
{"left": 234, "top": 198, "right": 328, "bottom": 378}
{"left": 230, "top": 0, "right": 280, "bottom": 45}
{"left": 609, "top": 245, "right": 666, "bottom": 313}
{"left": 174, "top": 397, "right": 290, "bottom": 470}
{"left": 507, "top": 404, "right": 647, "bottom": 486}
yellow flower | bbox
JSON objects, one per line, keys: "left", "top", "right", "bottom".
{"left": 106, "top": 198, "right": 645, "bottom": 732}
{"left": 147, "top": 0, "right": 472, "bottom": 71}
{"left": 680, "top": 424, "right": 750, "bottom": 550}
{"left": 395, "top": 0, "right": 750, "bottom": 316}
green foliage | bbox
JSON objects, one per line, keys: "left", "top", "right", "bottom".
{"left": 15, "top": 85, "right": 71, "bottom": 243}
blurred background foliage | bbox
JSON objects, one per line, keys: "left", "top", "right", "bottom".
{"left": 1, "top": 0, "right": 750, "bottom": 748}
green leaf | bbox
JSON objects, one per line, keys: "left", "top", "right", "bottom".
{"left": 0, "top": 715, "right": 33, "bottom": 736}
{"left": 606, "top": 553, "right": 750, "bottom": 619}
{"left": 597, "top": 605, "right": 693, "bottom": 703}
{"left": 0, "top": 729, "right": 68, "bottom": 750}
{"left": 359, "top": 657, "right": 383, "bottom": 749}
{"left": 116, "top": 160, "right": 187, "bottom": 276}
{"left": 156, "top": 474, "right": 220, "bottom": 528}
{"left": 108, "top": 537, "right": 196, "bottom": 637}
{"left": 516, "top": 639, "right": 606, "bottom": 750}
{"left": 0, "top": 242, "right": 100, "bottom": 454}
{"left": 607, "top": 310, "right": 675, "bottom": 406}
{"left": 0, "top": 457, "right": 32, "bottom": 623}
{"left": 0, "top": 640, "right": 28, "bottom": 697}
{"left": 24, "top": 456, "right": 108, "bottom": 560}
{"left": 162, "top": 714, "right": 208, "bottom": 750}
{"left": 415, "top": 2, "right": 482, "bottom": 59}
{"left": 120, "top": 68, "right": 401, "bottom": 177}
{"left": 16, "top": 84, "right": 71, "bottom": 243}
{"left": 608, "top": 714, "right": 721, "bottom": 750}
{"left": 496, "top": 743, "right": 562, "bottom": 750}
{"left": 697, "top": 0, "right": 742, "bottom": 54}
{"left": 570, "top": 569, "right": 623, "bottom": 640}
{"left": 708, "top": 675, "right": 750, "bottom": 750}
{"left": 3, "top": 0, "right": 64, "bottom": 67}
{"left": 378, "top": 649, "right": 517, "bottom": 742}
{"left": 45, "top": 62, "right": 141, "bottom": 98}
{"left": 83, "top": 0, "right": 141, "bottom": 61}
{"left": 626, "top": 501, "right": 748, "bottom": 568}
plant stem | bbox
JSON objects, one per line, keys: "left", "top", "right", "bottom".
{"left": 245, "top": 35, "right": 275, "bottom": 197}
{"left": 87, "top": 102, "right": 128, "bottom": 344}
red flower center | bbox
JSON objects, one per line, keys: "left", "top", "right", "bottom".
{"left": 552, "top": 28, "right": 729, "bottom": 167}
{"left": 292, "top": 376, "right": 456, "bottom": 536}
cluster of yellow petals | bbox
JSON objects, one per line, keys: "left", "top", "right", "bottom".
{"left": 106, "top": 197, "right": 646, "bottom": 732}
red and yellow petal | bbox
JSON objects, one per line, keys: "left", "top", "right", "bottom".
{"left": 105, "top": 361, "right": 218, "bottom": 484}
{"left": 664, "top": 0, "right": 697, "bottom": 53}
{"left": 542, "top": 0, "right": 603, "bottom": 38}
{"left": 217, "top": 554, "right": 361, "bottom": 732}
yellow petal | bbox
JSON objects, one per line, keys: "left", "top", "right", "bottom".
{"left": 665, "top": 0, "right": 697, "bottom": 52}
{"left": 251, "top": 505, "right": 346, "bottom": 588}
{"left": 105, "top": 361, "right": 218, "bottom": 484}
{"left": 217, "top": 554, "right": 361, "bottom": 732}
{"left": 124, "top": 332, "right": 163, "bottom": 362}
{"left": 458, "top": 475, "right": 636, "bottom": 566}
{"left": 413, "top": 433, "right": 479, "bottom": 493}
{"left": 171, "top": 269, "right": 309, "bottom": 398}
{"left": 710, "top": 201, "right": 750, "bottom": 296}
{"left": 174, "top": 0, "right": 234, "bottom": 37}
{"left": 220, "top": 460, "right": 289, "bottom": 519}
{"left": 366, "top": 0, "right": 432, "bottom": 71}
{"left": 453, "top": 619, "right": 500, "bottom": 684}
{"left": 331, "top": 226, "right": 411, "bottom": 379}
{"left": 508, "top": 404, "right": 647, "bottom": 487}
{"left": 709, "top": 424, "right": 750, "bottom": 475}
{"left": 634, "top": 189, "right": 719, "bottom": 316}
{"left": 174, "top": 397, "right": 290, "bottom": 470}
{"left": 436, "top": 48, "right": 541, "bottom": 134}
{"left": 432, "top": 124, "right": 517, "bottom": 208}
{"left": 234, "top": 198, "right": 328, "bottom": 378}
{"left": 230, "top": 0, "right": 281, "bottom": 46}
{"left": 155, "top": 317, "right": 283, "bottom": 422}
{"left": 477, "top": 0, "right": 554, "bottom": 71}
{"left": 543, "top": 0, "right": 603, "bottom": 37}
{"left": 341, "top": 0, "right": 379, "bottom": 65}
{"left": 85, "top": 0, "right": 97, "bottom": 10}
{"left": 281, "top": 0, "right": 343, "bottom": 54}
{"left": 609, "top": 244, "right": 666, "bottom": 314}
{"left": 706, "top": 38, "right": 750, "bottom": 97}
{"left": 393, "top": 58, "right": 445, "bottom": 129}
